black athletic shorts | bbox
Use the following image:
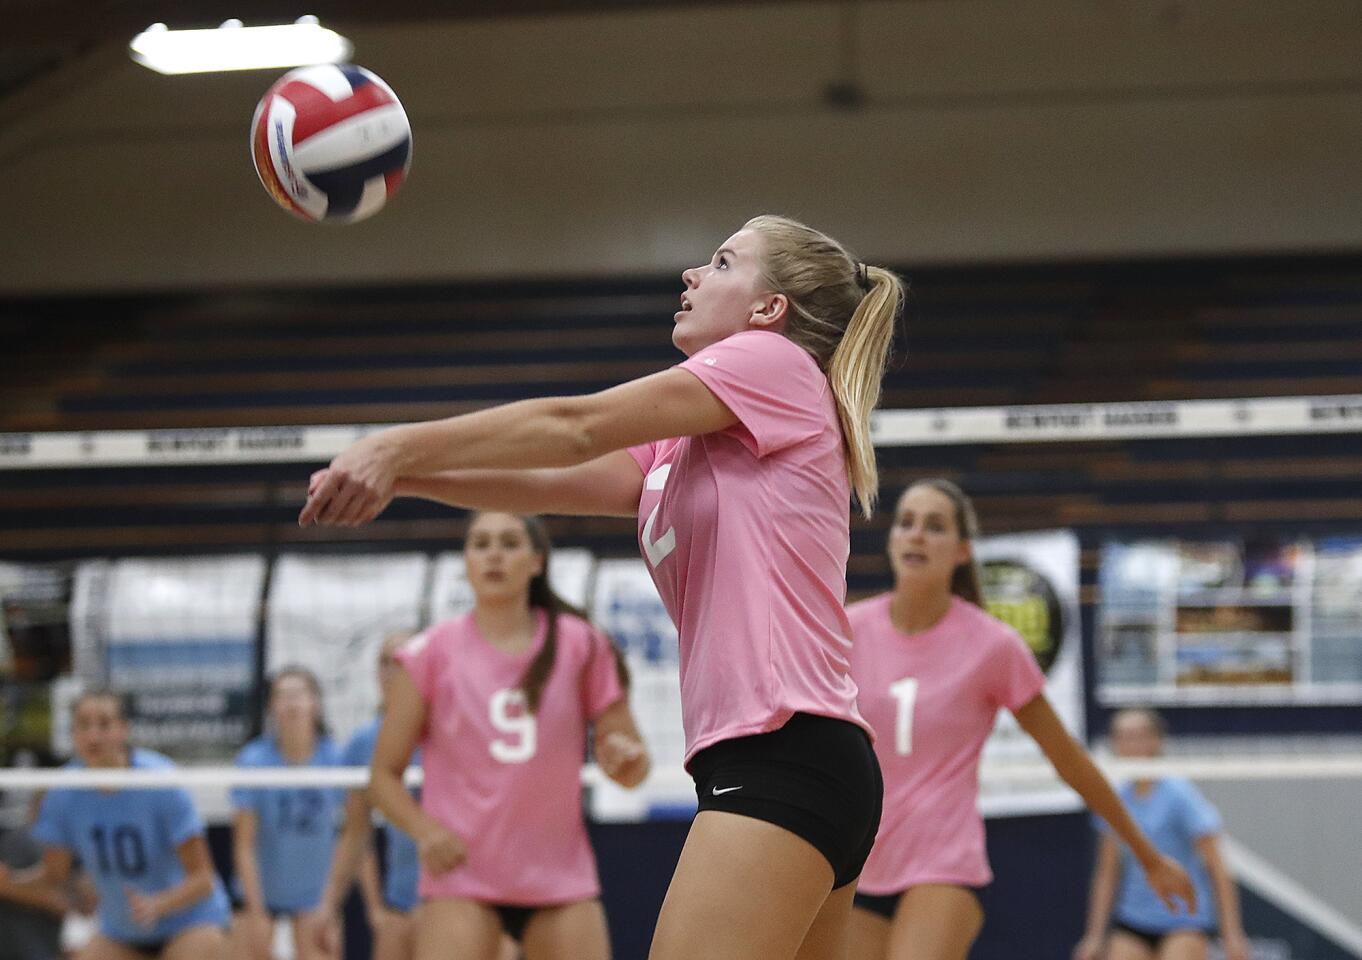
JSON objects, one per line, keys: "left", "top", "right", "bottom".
{"left": 851, "top": 884, "right": 988, "bottom": 920}
{"left": 1112, "top": 920, "right": 1214, "bottom": 951}
{"left": 491, "top": 902, "right": 597, "bottom": 942}
{"left": 112, "top": 942, "right": 166, "bottom": 958}
{"left": 690, "top": 712, "right": 883, "bottom": 889}
{"left": 229, "top": 898, "right": 289, "bottom": 919}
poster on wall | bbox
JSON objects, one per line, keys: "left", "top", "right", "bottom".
{"left": 66, "top": 556, "right": 264, "bottom": 762}
{"left": 973, "top": 529, "right": 1085, "bottom": 817}
{"left": 266, "top": 553, "right": 430, "bottom": 742}
{"left": 1097, "top": 538, "right": 1362, "bottom": 705}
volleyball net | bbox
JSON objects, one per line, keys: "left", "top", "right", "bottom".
{"left": 2, "top": 394, "right": 1362, "bottom": 958}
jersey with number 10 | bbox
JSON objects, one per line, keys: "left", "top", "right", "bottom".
{"left": 31, "top": 749, "right": 230, "bottom": 946}
{"left": 848, "top": 594, "right": 1047, "bottom": 892}
{"left": 397, "top": 610, "right": 624, "bottom": 905}
{"left": 629, "top": 330, "right": 871, "bottom": 766}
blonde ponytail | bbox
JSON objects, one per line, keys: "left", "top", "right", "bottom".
{"left": 743, "top": 215, "right": 905, "bottom": 517}
{"left": 829, "top": 265, "right": 903, "bottom": 516}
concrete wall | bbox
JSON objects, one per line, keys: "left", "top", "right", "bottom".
{"left": 2, "top": 0, "right": 1361, "bottom": 293}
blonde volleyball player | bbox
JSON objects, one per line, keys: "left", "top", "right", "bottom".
{"left": 846, "top": 480, "right": 1196, "bottom": 960}
{"left": 230, "top": 668, "right": 344, "bottom": 960}
{"left": 370, "top": 512, "right": 646, "bottom": 959}
{"left": 16, "top": 689, "right": 230, "bottom": 960}
{"left": 1074, "top": 709, "right": 1249, "bottom": 960}
{"left": 301, "top": 216, "right": 903, "bottom": 960}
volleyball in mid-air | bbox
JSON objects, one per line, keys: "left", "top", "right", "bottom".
{"left": 251, "top": 64, "right": 411, "bottom": 223}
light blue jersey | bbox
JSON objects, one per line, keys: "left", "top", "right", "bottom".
{"left": 31, "top": 749, "right": 230, "bottom": 947}
{"left": 230, "top": 735, "right": 343, "bottom": 913}
{"left": 1100, "top": 776, "right": 1221, "bottom": 932}
{"left": 343, "top": 719, "right": 421, "bottom": 912}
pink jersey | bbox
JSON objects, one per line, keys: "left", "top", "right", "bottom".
{"left": 628, "top": 329, "right": 869, "bottom": 766}
{"left": 396, "top": 610, "right": 624, "bottom": 905}
{"left": 847, "top": 594, "right": 1046, "bottom": 892}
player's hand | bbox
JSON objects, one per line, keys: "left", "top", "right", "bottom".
{"left": 416, "top": 824, "right": 467, "bottom": 875}
{"left": 1072, "top": 933, "right": 1104, "bottom": 960}
{"left": 308, "top": 906, "right": 341, "bottom": 956}
{"left": 1223, "top": 928, "right": 1252, "bottom": 960}
{"left": 1142, "top": 853, "right": 1197, "bottom": 913}
{"left": 596, "top": 731, "right": 649, "bottom": 788}
{"left": 369, "top": 905, "right": 407, "bottom": 938}
{"left": 125, "top": 887, "right": 162, "bottom": 928}
{"left": 299, "top": 436, "right": 398, "bottom": 527}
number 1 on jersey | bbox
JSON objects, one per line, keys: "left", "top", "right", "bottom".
{"left": 889, "top": 676, "right": 919, "bottom": 756}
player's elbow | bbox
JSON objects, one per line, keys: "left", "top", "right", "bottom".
{"left": 545, "top": 395, "right": 612, "bottom": 463}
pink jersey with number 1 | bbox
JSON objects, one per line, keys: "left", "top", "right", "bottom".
{"left": 628, "top": 329, "right": 871, "bottom": 767}
{"left": 397, "top": 609, "right": 624, "bottom": 905}
{"left": 848, "top": 594, "right": 1046, "bottom": 892}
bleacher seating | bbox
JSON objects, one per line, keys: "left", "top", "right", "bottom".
{"left": 2, "top": 256, "right": 1361, "bottom": 605}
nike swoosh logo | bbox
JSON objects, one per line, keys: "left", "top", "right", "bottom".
{"left": 711, "top": 785, "right": 743, "bottom": 796}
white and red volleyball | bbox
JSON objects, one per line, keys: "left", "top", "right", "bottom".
{"left": 250, "top": 64, "right": 411, "bottom": 223}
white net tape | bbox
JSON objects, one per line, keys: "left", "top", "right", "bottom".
{"left": 3, "top": 755, "right": 1362, "bottom": 792}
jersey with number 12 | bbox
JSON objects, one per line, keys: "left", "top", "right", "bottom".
{"left": 230, "top": 735, "right": 344, "bottom": 912}
{"left": 847, "top": 594, "right": 1047, "bottom": 893}
{"left": 397, "top": 610, "right": 624, "bottom": 904}
{"left": 629, "top": 330, "right": 871, "bottom": 767}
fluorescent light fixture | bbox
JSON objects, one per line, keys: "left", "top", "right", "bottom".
{"left": 130, "top": 16, "right": 353, "bottom": 75}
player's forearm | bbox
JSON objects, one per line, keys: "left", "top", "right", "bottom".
{"left": 358, "top": 851, "right": 385, "bottom": 918}
{"left": 318, "top": 810, "right": 370, "bottom": 912}
{"left": 1082, "top": 861, "right": 1118, "bottom": 938}
{"left": 370, "top": 768, "right": 440, "bottom": 846}
{"left": 232, "top": 849, "right": 268, "bottom": 913}
{"left": 0, "top": 872, "right": 69, "bottom": 915}
{"left": 154, "top": 867, "right": 216, "bottom": 915}
{"left": 396, "top": 468, "right": 584, "bottom": 514}
{"left": 1062, "top": 754, "right": 1160, "bottom": 866}
{"left": 381, "top": 397, "right": 606, "bottom": 476}
{"left": 1207, "top": 848, "right": 1245, "bottom": 934}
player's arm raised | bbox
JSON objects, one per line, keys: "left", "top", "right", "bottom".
{"left": 300, "top": 368, "right": 736, "bottom": 526}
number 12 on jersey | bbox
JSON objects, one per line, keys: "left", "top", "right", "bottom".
{"left": 889, "top": 676, "right": 919, "bottom": 756}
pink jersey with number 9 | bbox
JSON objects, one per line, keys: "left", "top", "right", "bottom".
{"left": 397, "top": 610, "right": 624, "bottom": 904}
